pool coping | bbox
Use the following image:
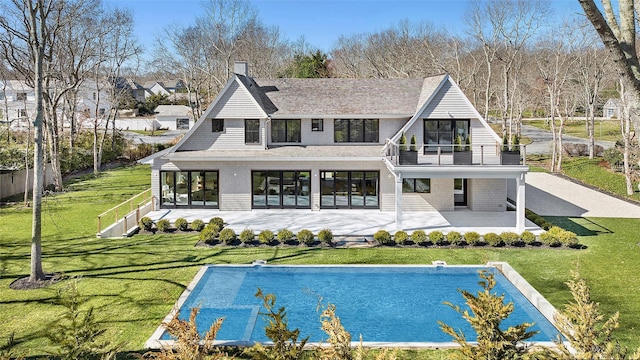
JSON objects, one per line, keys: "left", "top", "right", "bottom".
{"left": 144, "top": 262, "right": 561, "bottom": 350}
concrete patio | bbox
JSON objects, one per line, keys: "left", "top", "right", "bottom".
{"left": 144, "top": 208, "right": 542, "bottom": 237}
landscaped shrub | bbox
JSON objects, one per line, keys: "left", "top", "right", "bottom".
{"left": 484, "top": 232, "right": 504, "bottom": 247}
{"left": 258, "top": 230, "right": 275, "bottom": 245}
{"left": 446, "top": 231, "right": 463, "bottom": 246}
{"left": 277, "top": 229, "right": 295, "bottom": 243}
{"left": 521, "top": 230, "right": 537, "bottom": 245}
{"left": 239, "top": 229, "right": 255, "bottom": 244}
{"left": 540, "top": 231, "right": 561, "bottom": 247}
{"left": 199, "top": 224, "right": 220, "bottom": 243}
{"left": 190, "top": 219, "right": 205, "bottom": 232}
{"left": 464, "top": 231, "right": 481, "bottom": 246}
{"left": 429, "top": 230, "right": 445, "bottom": 245}
{"left": 208, "top": 217, "right": 224, "bottom": 230}
{"left": 318, "top": 229, "right": 333, "bottom": 245}
{"left": 525, "top": 209, "right": 553, "bottom": 230}
{"left": 297, "top": 229, "right": 315, "bottom": 246}
{"left": 411, "top": 230, "right": 428, "bottom": 245}
{"left": 139, "top": 216, "right": 153, "bottom": 231}
{"left": 394, "top": 230, "right": 409, "bottom": 245}
{"left": 559, "top": 229, "right": 579, "bottom": 248}
{"left": 174, "top": 218, "right": 189, "bottom": 231}
{"left": 500, "top": 231, "right": 521, "bottom": 246}
{"left": 374, "top": 230, "right": 393, "bottom": 245}
{"left": 156, "top": 219, "right": 171, "bottom": 233}
{"left": 219, "top": 228, "right": 236, "bottom": 244}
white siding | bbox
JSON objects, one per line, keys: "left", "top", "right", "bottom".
{"left": 179, "top": 118, "right": 266, "bottom": 151}
{"left": 468, "top": 178, "right": 506, "bottom": 211}
{"left": 268, "top": 117, "right": 408, "bottom": 146}
{"left": 401, "top": 178, "right": 453, "bottom": 211}
{"left": 470, "top": 121, "right": 501, "bottom": 164}
{"left": 209, "top": 80, "right": 265, "bottom": 119}
{"left": 418, "top": 81, "right": 477, "bottom": 119}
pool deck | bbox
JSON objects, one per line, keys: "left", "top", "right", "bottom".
{"left": 145, "top": 208, "right": 542, "bottom": 237}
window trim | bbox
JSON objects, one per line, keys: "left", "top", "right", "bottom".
{"left": 402, "top": 178, "right": 431, "bottom": 193}
{"left": 245, "top": 119, "right": 260, "bottom": 144}
{"left": 311, "top": 118, "right": 323, "bottom": 131}
{"left": 251, "top": 170, "right": 311, "bottom": 209}
{"left": 320, "top": 170, "right": 379, "bottom": 209}
{"left": 212, "top": 119, "right": 224, "bottom": 132}
{"left": 270, "top": 119, "right": 301, "bottom": 143}
{"left": 423, "top": 119, "right": 470, "bottom": 154}
{"left": 334, "top": 119, "right": 379, "bottom": 143}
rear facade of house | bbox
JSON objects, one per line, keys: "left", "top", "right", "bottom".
{"left": 151, "top": 62, "right": 529, "bottom": 230}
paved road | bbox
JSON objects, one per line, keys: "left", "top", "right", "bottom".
{"left": 509, "top": 172, "right": 640, "bottom": 218}
{"left": 521, "top": 124, "right": 616, "bottom": 154}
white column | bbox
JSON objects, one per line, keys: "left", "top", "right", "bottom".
{"left": 395, "top": 174, "right": 403, "bottom": 230}
{"left": 516, "top": 173, "right": 526, "bottom": 232}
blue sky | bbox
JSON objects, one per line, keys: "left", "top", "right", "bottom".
{"left": 106, "top": 0, "right": 583, "bottom": 55}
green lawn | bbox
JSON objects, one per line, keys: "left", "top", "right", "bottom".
{"left": 1, "top": 165, "right": 640, "bottom": 358}
{"left": 524, "top": 119, "right": 622, "bottom": 142}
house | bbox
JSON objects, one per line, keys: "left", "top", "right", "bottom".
{"left": 113, "top": 77, "right": 147, "bottom": 103}
{"left": 603, "top": 98, "right": 620, "bottom": 119}
{"left": 154, "top": 105, "right": 193, "bottom": 130}
{"left": 150, "top": 62, "right": 529, "bottom": 231}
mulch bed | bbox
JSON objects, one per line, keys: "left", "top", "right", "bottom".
{"left": 10, "top": 273, "right": 63, "bottom": 290}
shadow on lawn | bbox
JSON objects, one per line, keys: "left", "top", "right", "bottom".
{"left": 545, "top": 216, "right": 614, "bottom": 237}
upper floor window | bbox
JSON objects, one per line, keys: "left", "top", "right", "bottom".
{"left": 16, "top": 92, "right": 27, "bottom": 101}
{"left": 271, "top": 119, "right": 301, "bottom": 143}
{"left": 424, "top": 119, "right": 469, "bottom": 153}
{"left": 311, "top": 119, "right": 323, "bottom": 131}
{"left": 212, "top": 119, "right": 224, "bottom": 132}
{"left": 99, "top": 108, "right": 106, "bottom": 116}
{"left": 334, "top": 119, "right": 378, "bottom": 143}
{"left": 92, "top": 92, "right": 97, "bottom": 100}
{"left": 245, "top": 119, "right": 260, "bottom": 144}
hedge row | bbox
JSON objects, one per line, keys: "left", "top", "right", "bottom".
{"left": 139, "top": 216, "right": 581, "bottom": 249}
{"left": 373, "top": 227, "right": 580, "bottom": 248}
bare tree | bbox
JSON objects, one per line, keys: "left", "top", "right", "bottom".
{"left": 0, "top": 0, "right": 53, "bottom": 282}
{"left": 618, "top": 79, "right": 637, "bottom": 195}
{"left": 534, "top": 26, "right": 577, "bottom": 172}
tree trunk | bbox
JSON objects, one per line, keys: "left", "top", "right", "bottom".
{"left": 29, "top": 0, "right": 45, "bottom": 282}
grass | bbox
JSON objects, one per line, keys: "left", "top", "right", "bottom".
{"left": 127, "top": 129, "right": 169, "bottom": 136}
{"left": 560, "top": 157, "right": 640, "bottom": 202}
{"left": 524, "top": 119, "right": 621, "bottom": 142}
{"left": 1, "top": 164, "right": 640, "bottom": 358}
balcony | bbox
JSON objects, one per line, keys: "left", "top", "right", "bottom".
{"left": 384, "top": 139, "right": 527, "bottom": 167}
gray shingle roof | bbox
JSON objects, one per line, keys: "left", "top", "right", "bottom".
{"left": 249, "top": 76, "right": 446, "bottom": 116}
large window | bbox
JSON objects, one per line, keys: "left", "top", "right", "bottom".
{"left": 320, "top": 171, "right": 379, "bottom": 208}
{"left": 271, "top": 119, "right": 301, "bottom": 143}
{"left": 245, "top": 119, "right": 260, "bottom": 143}
{"left": 334, "top": 119, "right": 378, "bottom": 143}
{"left": 160, "top": 171, "right": 218, "bottom": 208}
{"left": 423, "top": 119, "right": 469, "bottom": 153}
{"left": 402, "top": 178, "right": 431, "bottom": 193}
{"left": 16, "top": 92, "right": 26, "bottom": 101}
{"left": 252, "top": 170, "right": 310, "bottom": 209}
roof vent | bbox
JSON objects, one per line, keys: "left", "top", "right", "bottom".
{"left": 234, "top": 61, "right": 248, "bottom": 76}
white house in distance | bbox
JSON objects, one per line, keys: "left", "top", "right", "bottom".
{"left": 150, "top": 62, "right": 529, "bottom": 231}
{"left": 155, "top": 105, "right": 194, "bottom": 130}
{"left": 603, "top": 98, "right": 621, "bottom": 119}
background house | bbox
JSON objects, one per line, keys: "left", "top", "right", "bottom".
{"left": 603, "top": 98, "right": 620, "bottom": 119}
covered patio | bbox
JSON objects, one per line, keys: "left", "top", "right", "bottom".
{"left": 144, "top": 208, "right": 542, "bottom": 237}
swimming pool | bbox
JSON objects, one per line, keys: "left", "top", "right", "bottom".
{"left": 146, "top": 263, "right": 560, "bottom": 348}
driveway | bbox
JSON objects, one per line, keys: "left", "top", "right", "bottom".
{"left": 521, "top": 124, "right": 615, "bottom": 154}
{"left": 509, "top": 172, "right": 640, "bottom": 218}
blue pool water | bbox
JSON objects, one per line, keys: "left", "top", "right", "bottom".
{"left": 161, "top": 265, "right": 559, "bottom": 344}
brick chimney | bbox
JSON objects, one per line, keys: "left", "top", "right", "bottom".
{"left": 234, "top": 61, "right": 248, "bottom": 76}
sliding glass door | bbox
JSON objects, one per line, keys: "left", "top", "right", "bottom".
{"left": 252, "top": 170, "right": 311, "bottom": 209}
